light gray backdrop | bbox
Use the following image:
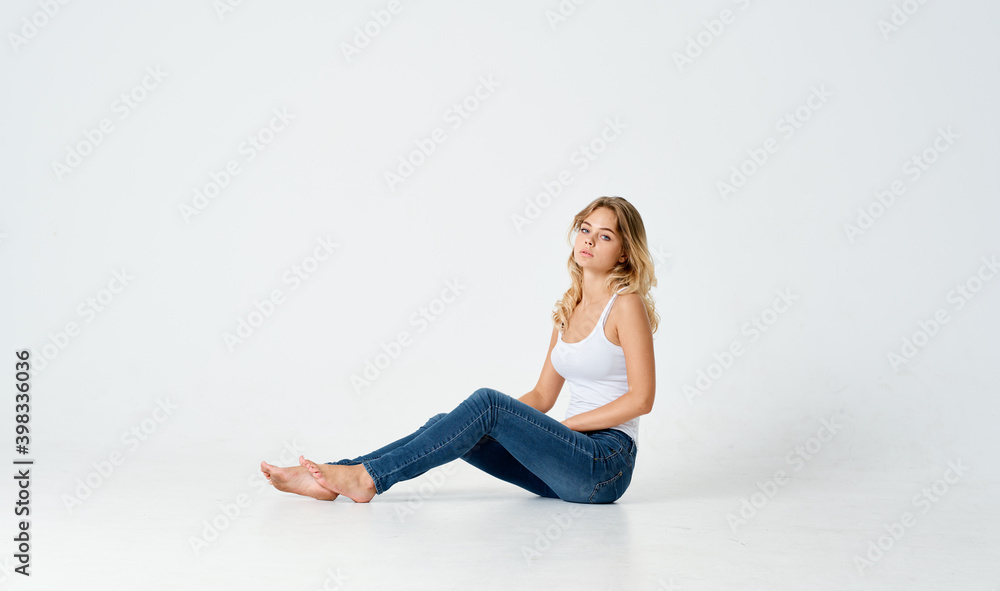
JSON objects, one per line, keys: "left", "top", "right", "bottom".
{"left": 1, "top": 0, "right": 997, "bottom": 587}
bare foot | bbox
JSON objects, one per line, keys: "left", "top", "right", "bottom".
{"left": 260, "top": 461, "right": 339, "bottom": 501}
{"left": 299, "top": 455, "right": 377, "bottom": 503}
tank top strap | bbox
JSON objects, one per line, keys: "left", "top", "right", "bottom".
{"left": 598, "top": 293, "right": 618, "bottom": 328}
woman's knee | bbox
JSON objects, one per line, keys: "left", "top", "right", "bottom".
{"left": 424, "top": 412, "right": 448, "bottom": 427}
{"left": 467, "top": 387, "right": 506, "bottom": 408}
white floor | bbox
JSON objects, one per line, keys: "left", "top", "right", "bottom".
{"left": 11, "top": 451, "right": 998, "bottom": 590}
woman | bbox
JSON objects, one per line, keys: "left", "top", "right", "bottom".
{"left": 261, "top": 196, "right": 659, "bottom": 504}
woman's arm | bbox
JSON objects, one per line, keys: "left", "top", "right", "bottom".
{"left": 561, "top": 390, "right": 650, "bottom": 432}
{"left": 562, "top": 293, "right": 655, "bottom": 432}
{"left": 518, "top": 326, "right": 565, "bottom": 413}
{"left": 517, "top": 390, "right": 549, "bottom": 413}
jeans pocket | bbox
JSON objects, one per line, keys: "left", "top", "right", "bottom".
{"left": 588, "top": 470, "right": 624, "bottom": 504}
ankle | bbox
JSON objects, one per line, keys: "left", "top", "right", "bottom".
{"left": 357, "top": 464, "right": 375, "bottom": 489}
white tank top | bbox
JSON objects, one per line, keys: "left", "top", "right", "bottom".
{"left": 550, "top": 291, "right": 639, "bottom": 445}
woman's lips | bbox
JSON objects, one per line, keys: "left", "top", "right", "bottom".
{"left": 581, "top": 250, "right": 593, "bottom": 257}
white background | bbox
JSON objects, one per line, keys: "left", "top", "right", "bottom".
{"left": 1, "top": 0, "right": 998, "bottom": 589}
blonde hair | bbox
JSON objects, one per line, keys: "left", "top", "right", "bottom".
{"left": 552, "top": 196, "right": 660, "bottom": 336}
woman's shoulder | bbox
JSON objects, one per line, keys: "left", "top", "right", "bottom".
{"left": 612, "top": 291, "right": 644, "bottom": 313}
{"left": 613, "top": 289, "right": 644, "bottom": 303}
{"left": 609, "top": 292, "right": 651, "bottom": 330}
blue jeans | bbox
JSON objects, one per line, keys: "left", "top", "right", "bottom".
{"left": 326, "top": 387, "right": 637, "bottom": 504}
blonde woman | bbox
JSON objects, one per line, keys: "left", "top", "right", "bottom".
{"left": 261, "top": 196, "right": 658, "bottom": 504}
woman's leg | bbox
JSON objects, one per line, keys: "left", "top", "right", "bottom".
{"left": 325, "top": 387, "right": 634, "bottom": 503}
{"left": 325, "top": 412, "right": 448, "bottom": 467}
{"left": 459, "top": 433, "right": 561, "bottom": 499}
{"left": 329, "top": 411, "right": 560, "bottom": 498}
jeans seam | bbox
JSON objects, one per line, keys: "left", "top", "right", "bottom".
{"left": 589, "top": 470, "right": 624, "bottom": 503}
{"left": 589, "top": 433, "right": 625, "bottom": 461}
{"left": 376, "top": 405, "right": 495, "bottom": 485}
{"left": 375, "top": 396, "right": 598, "bottom": 487}
{"left": 496, "top": 406, "right": 594, "bottom": 457}
{"left": 361, "top": 460, "right": 382, "bottom": 495}
{"left": 599, "top": 446, "right": 622, "bottom": 461}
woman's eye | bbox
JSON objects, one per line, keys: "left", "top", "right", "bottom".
{"left": 601, "top": 234, "right": 610, "bottom": 241}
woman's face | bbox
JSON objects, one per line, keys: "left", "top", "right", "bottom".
{"left": 574, "top": 207, "right": 624, "bottom": 272}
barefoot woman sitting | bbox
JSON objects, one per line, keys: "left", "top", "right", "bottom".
{"left": 261, "top": 196, "right": 658, "bottom": 504}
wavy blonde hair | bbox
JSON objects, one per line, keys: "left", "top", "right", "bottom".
{"left": 552, "top": 196, "right": 660, "bottom": 335}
